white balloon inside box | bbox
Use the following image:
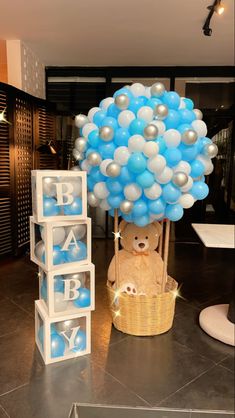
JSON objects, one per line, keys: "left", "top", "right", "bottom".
{"left": 31, "top": 170, "right": 87, "bottom": 222}
{"left": 35, "top": 300, "right": 91, "bottom": 365}
{"left": 38, "top": 264, "right": 95, "bottom": 317}
{"left": 30, "top": 217, "right": 91, "bottom": 271}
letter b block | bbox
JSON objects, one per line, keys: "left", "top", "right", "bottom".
{"left": 31, "top": 170, "right": 87, "bottom": 222}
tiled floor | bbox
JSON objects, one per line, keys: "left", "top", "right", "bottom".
{"left": 0, "top": 239, "right": 234, "bottom": 418}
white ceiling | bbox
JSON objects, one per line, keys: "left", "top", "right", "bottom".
{"left": 1, "top": 0, "right": 234, "bottom": 66}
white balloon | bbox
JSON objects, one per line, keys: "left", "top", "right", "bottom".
{"left": 99, "top": 198, "right": 111, "bottom": 211}
{"left": 93, "top": 182, "right": 109, "bottom": 199}
{"left": 42, "top": 177, "right": 57, "bottom": 197}
{"left": 128, "top": 135, "right": 145, "bottom": 153}
{"left": 100, "top": 159, "right": 113, "bottom": 176}
{"left": 88, "top": 107, "right": 100, "bottom": 122}
{"left": 80, "top": 159, "right": 91, "bottom": 173}
{"left": 179, "top": 98, "right": 186, "bottom": 109}
{"left": 137, "top": 106, "right": 154, "bottom": 123}
{"left": 156, "top": 166, "right": 173, "bottom": 184}
{"left": 150, "top": 212, "right": 164, "bottom": 221}
{"left": 124, "top": 183, "right": 142, "bottom": 201}
{"left": 178, "top": 193, "right": 195, "bottom": 209}
{"left": 204, "top": 162, "right": 214, "bottom": 175}
{"left": 144, "top": 183, "right": 162, "bottom": 200}
{"left": 151, "top": 120, "right": 166, "bottom": 136}
{"left": 143, "top": 141, "right": 159, "bottom": 158}
{"left": 49, "top": 227, "right": 66, "bottom": 245}
{"left": 173, "top": 161, "right": 191, "bottom": 175}
{"left": 163, "top": 129, "right": 181, "bottom": 148}
{"left": 147, "top": 155, "right": 166, "bottom": 175}
{"left": 100, "top": 97, "right": 114, "bottom": 110}
{"left": 65, "top": 224, "right": 86, "bottom": 240}
{"left": 196, "top": 155, "right": 213, "bottom": 174}
{"left": 118, "top": 110, "right": 135, "bottom": 128}
{"left": 60, "top": 176, "right": 82, "bottom": 197}
{"left": 191, "top": 120, "right": 207, "bottom": 137}
{"left": 180, "top": 176, "right": 193, "bottom": 192}
{"left": 54, "top": 292, "right": 69, "bottom": 312}
{"left": 82, "top": 123, "right": 97, "bottom": 137}
{"left": 114, "top": 146, "right": 131, "bottom": 166}
{"left": 145, "top": 87, "right": 151, "bottom": 98}
{"left": 130, "top": 83, "right": 145, "bottom": 97}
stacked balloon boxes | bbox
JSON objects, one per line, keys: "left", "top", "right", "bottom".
{"left": 30, "top": 170, "right": 95, "bottom": 364}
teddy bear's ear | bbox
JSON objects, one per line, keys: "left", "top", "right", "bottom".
{"left": 119, "top": 219, "right": 128, "bottom": 233}
{"left": 152, "top": 221, "right": 163, "bottom": 237}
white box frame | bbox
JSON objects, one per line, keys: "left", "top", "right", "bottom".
{"left": 35, "top": 300, "right": 91, "bottom": 365}
{"left": 31, "top": 170, "right": 87, "bottom": 223}
{"left": 30, "top": 217, "right": 92, "bottom": 271}
{"left": 39, "top": 263, "right": 95, "bottom": 317}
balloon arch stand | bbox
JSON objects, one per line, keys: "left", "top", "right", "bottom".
{"left": 107, "top": 209, "right": 178, "bottom": 336}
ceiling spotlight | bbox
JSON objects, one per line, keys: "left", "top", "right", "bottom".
{"left": 203, "top": 0, "right": 225, "bottom": 36}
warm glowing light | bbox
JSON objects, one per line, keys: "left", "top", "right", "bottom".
{"left": 171, "top": 284, "right": 186, "bottom": 301}
{"left": 112, "top": 230, "right": 122, "bottom": 240}
{"left": 37, "top": 272, "right": 41, "bottom": 279}
{"left": 216, "top": 4, "right": 224, "bottom": 14}
{"left": 113, "top": 310, "right": 121, "bottom": 318}
{"left": 0, "top": 108, "right": 11, "bottom": 125}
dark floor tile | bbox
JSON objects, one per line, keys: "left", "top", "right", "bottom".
{"left": 91, "top": 333, "right": 214, "bottom": 406}
{"left": 0, "top": 299, "right": 31, "bottom": 337}
{"left": 171, "top": 309, "right": 234, "bottom": 363}
{"left": 160, "top": 365, "right": 235, "bottom": 411}
{"left": 72, "top": 404, "right": 190, "bottom": 418}
{"left": 0, "top": 361, "right": 147, "bottom": 418}
{"left": 192, "top": 413, "right": 235, "bottom": 417}
{"left": 219, "top": 355, "right": 235, "bottom": 373}
{"left": 0, "top": 405, "right": 9, "bottom": 418}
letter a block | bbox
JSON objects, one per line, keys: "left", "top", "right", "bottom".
{"left": 39, "top": 263, "right": 95, "bottom": 317}
{"left": 31, "top": 170, "right": 87, "bottom": 222}
{"left": 35, "top": 300, "right": 91, "bottom": 364}
{"left": 30, "top": 217, "right": 91, "bottom": 271}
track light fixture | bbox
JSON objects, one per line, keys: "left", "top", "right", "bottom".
{"left": 203, "top": 0, "right": 225, "bottom": 36}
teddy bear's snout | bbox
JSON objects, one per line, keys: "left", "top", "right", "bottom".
{"left": 138, "top": 242, "right": 145, "bottom": 249}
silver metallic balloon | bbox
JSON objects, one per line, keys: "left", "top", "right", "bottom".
{"left": 181, "top": 129, "right": 198, "bottom": 145}
{"left": 35, "top": 240, "right": 45, "bottom": 261}
{"left": 120, "top": 200, "right": 133, "bottom": 214}
{"left": 70, "top": 165, "right": 81, "bottom": 171}
{"left": 114, "top": 94, "right": 130, "bottom": 110}
{"left": 204, "top": 143, "right": 218, "bottom": 159}
{"left": 72, "top": 148, "right": 84, "bottom": 161}
{"left": 74, "top": 137, "right": 87, "bottom": 152}
{"left": 143, "top": 124, "right": 159, "bottom": 140}
{"left": 65, "top": 272, "right": 86, "bottom": 287}
{"left": 150, "top": 82, "right": 165, "bottom": 98}
{"left": 65, "top": 224, "right": 86, "bottom": 240}
{"left": 106, "top": 162, "right": 121, "bottom": 177}
{"left": 87, "top": 191, "right": 100, "bottom": 207}
{"left": 193, "top": 109, "right": 203, "bottom": 120}
{"left": 172, "top": 172, "right": 188, "bottom": 187}
{"left": 55, "top": 319, "right": 78, "bottom": 333}
{"left": 154, "top": 104, "right": 169, "bottom": 119}
{"left": 74, "top": 114, "right": 89, "bottom": 128}
{"left": 42, "top": 177, "right": 57, "bottom": 197}
{"left": 99, "top": 126, "right": 114, "bottom": 141}
{"left": 87, "top": 151, "right": 102, "bottom": 166}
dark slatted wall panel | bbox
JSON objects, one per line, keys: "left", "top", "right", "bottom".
{"left": 0, "top": 90, "right": 12, "bottom": 255}
{"left": 14, "top": 97, "right": 33, "bottom": 249}
{"left": 38, "top": 105, "right": 57, "bottom": 169}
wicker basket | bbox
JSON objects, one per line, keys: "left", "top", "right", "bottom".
{"left": 107, "top": 276, "right": 178, "bottom": 336}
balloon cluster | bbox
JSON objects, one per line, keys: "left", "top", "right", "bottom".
{"left": 41, "top": 272, "right": 91, "bottom": 311}
{"left": 35, "top": 224, "right": 87, "bottom": 265}
{"left": 42, "top": 176, "right": 82, "bottom": 217}
{"left": 38, "top": 321, "right": 87, "bottom": 358}
{"left": 73, "top": 82, "right": 218, "bottom": 227}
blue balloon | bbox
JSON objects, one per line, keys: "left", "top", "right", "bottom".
{"left": 139, "top": 96, "right": 148, "bottom": 106}
{"left": 183, "top": 98, "right": 194, "bottom": 110}
{"left": 38, "top": 326, "right": 44, "bottom": 350}
{"left": 118, "top": 166, "right": 134, "bottom": 184}
{"left": 42, "top": 245, "right": 65, "bottom": 265}
{"left": 43, "top": 197, "right": 61, "bottom": 217}
{"left": 190, "top": 181, "right": 209, "bottom": 200}
{"left": 178, "top": 109, "right": 196, "bottom": 124}
{"left": 88, "top": 130, "right": 100, "bottom": 148}
{"left": 114, "top": 128, "right": 130, "bottom": 146}
{"left": 98, "top": 142, "right": 116, "bottom": 159}
{"left": 129, "top": 97, "right": 145, "bottom": 113}
{"left": 109, "top": 208, "right": 121, "bottom": 217}
{"left": 74, "top": 288, "right": 91, "bottom": 308}
{"left": 54, "top": 275, "right": 64, "bottom": 293}
{"left": 87, "top": 177, "right": 95, "bottom": 192}
{"left": 156, "top": 136, "right": 167, "bottom": 154}
{"left": 180, "top": 143, "right": 198, "bottom": 162}
{"left": 41, "top": 280, "right": 47, "bottom": 301}
{"left": 106, "top": 178, "right": 123, "bottom": 195}
{"left": 101, "top": 116, "right": 118, "bottom": 131}
{"left": 162, "top": 183, "right": 181, "bottom": 203}
{"left": 93, "top": 110, "right": 107, "bottom": 127}
{"left": 190, "top": 160, "right": 205, "bottom": 178}
{"left": 164, "top": 109, "right": 180, "bottom": 129}
{"left": 132, "top": 199, "right": 148, "bottom": 217}
{"left": 51, "top": 333, "right": 66, "bottom": 358}
{"left": 129, "top": 118, "right": 147, "bottom": 136}
{"left": 133, "top": 215, "right": 150, "bottom": 227}
{"left": 197, "top": 137, "right": 212, "bottom": 153}
{"left": 113, "top": 87, "right": 133, "bottom": 99}
{"left": 107, "top": 194, "right": 124, "bottom": 208}
{"left": 89, "top": 167, "right": 105, "bottom": 183}
{"left": 146, "top": 98, "right": 162, "bottom": 109}
{"left": 178, "top": 123, "right": 192, "bottom": 134}
{"left": 164, "top": 148, "right": 182, "bottom": 167}
{"left": 64, "top": 241, "right": 87, "bottom": 262}
{"left": 107, "top": 103, "right": 121, "bottom": 118}
{"left": 127, "top": 152, "right": 147, "bottom": 174}
{"left": 122, "top": 213, "right": 133, "bottom": 222}
{"left": 165, "top": 204, "right": 184, "bottom": 221}
{"left": 148, "top": 197, "right": 166, "bottom": 214}
{"left": 136, "top": 170, "right": 155, "bottom": 188}
{"left": 63, "top": 197, "right": 82, "bottom": 215}
{"left": 163, "top": 91, "right": 180, "bottom": 109}
{"left": 72, "top": 329, "right": 87, "bottom": 352}
{"left": 85, "top": 147, "right": 96, "bottom": 158}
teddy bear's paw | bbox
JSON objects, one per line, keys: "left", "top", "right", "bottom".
{"left": 120, "top": 282, "right": 137, "bottom": 296}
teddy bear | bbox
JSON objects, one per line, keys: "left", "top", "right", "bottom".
{"left": 107, "top": 220, "right": 164, "bottom": 296}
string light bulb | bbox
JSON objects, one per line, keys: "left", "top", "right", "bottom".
{"left": 214, "top": 1, "right": 225, "bottom": 14}
{"left": 112, "top": 231, "right": 122, "bottom": 240}
{"left": 0, "top": 108, "right": 11, "bottom": 125}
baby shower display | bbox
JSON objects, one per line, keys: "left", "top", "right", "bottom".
{"left": 30, "top": 170, "right": 95, "bottom": 364}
